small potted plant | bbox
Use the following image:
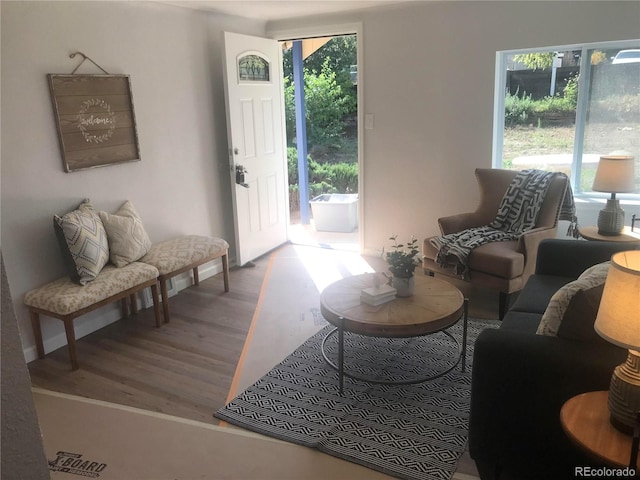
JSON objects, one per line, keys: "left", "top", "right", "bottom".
{"left": 384, "top": 235, "right": 421, "bottom": 296}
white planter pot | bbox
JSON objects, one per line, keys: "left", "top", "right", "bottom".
{"left": 392, "top": 276, "right": 415, "bottom": 297}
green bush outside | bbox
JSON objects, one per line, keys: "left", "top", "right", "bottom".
{"left": 287, "top": 147, "right": 358, "bottom": 200}
{"left": 506, "top": 89, "right": 638, "bottom": 127}
{"left": 531, "top": 95, "right": 575, "bottom": 115}
{"left": 504, "top": 89, "right": 535, "bottom": 126}
{"left": 284, "top": 58, "right": 355, "bottom": 150}
{"left": 562, "top": 73, "right": 579, "bottom": 106}
{"left": 505, "top": 74, "right": 579, "bottom": 126}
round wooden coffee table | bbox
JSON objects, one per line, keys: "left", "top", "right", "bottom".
{"left": 320, "top": 273, "right": 467, "bottom": 393}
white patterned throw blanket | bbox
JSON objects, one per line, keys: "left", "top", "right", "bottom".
{"left": 431, "top": 169, "right": 574, "bottom": 278}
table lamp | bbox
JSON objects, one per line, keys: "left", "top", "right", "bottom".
{"left": 594, "top": 250, "right": 640, "bottom": 433}
{"left": 592, "top": 155, "right": 635, "bottom": 236}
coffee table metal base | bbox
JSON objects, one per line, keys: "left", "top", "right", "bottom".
{"left": 321, "top": 299, "right": 468, "bottom": 394}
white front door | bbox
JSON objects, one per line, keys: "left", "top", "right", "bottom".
{"left": 223, "top": 32, "right": 289, "bottom": 266}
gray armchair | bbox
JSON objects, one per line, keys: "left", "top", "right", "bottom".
{"left": 422, "top": 168, "right": 569, "bottom": 319}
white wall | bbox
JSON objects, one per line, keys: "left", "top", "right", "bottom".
{"left": 268, "top": 1, "right": 640, "bottom": 251}
{"left": 1, "top": 1, "right": 265, "bottom": 360}
{"left": 1, "top": 255, "right": 50, "bottom": 478}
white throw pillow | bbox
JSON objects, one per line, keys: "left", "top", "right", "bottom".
{"left": 536, "top": 262, "right": 610, "bottom": 337}
{"left": 99, "top": 200, "right": 152, "bottom": 267}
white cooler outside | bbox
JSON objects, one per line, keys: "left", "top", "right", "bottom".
{"left": 309, "top": 194, "right": 358, "bottom": 232}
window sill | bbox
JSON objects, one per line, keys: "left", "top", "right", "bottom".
{"left": 574, "top": 193, "right": 640, "bottom": 206}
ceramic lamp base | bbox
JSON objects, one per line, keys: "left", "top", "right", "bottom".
{"left": 598, "top": 198, "right": 625, "bottom": 236}
{"left": 608, "top": 350, "right": 640, "bottom": 434}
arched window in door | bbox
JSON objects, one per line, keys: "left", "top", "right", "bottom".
{"left": 238, "top": 53, "right": 270, "bottom": 82}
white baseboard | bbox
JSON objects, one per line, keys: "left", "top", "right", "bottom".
{"left": 23, "top": 259, "right": 226, "bottom": 364}
{"left": 140, "top": 261, "right": 222, "bottom": 307}
{"left": 172, "top": 260, "right": 222, "bottom": 291}
{"left": 140, "top": 278, "right": 176, "bottom": 308}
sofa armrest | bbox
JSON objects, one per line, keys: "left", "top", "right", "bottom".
{"left": 438, "top": 212, "right": 488, "bottom": 235}
{"left": 535, "top": 239, "right": 638, "bottom": 278}
{"left": 469, "top": 327, "right": 625, "bottom": 475}
{"left": 518, "top": 226, "right": 559, "bottom": 279}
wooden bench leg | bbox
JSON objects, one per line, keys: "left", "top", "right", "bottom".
{"left": 30, "top": 311, "right": 45, "bottom": 359}
{"left": 63, "top": 318, "right": 79, "bottom": 371}
{"left": 150, "top": 283, "right": 161, "bottom": 328}
{"left": 222, "top": 253, "right": 230, "bottom": 292}
{"left": 193, "top": 267, "right": 200, "bottom": 286}
{"left": 121, "top": 298, "right": 129, "bottom": 318}
{"left": 160, "top": 278, "right": 170, "bottom": 324}
{"left": 130, "top": 293, "right": 138, "bottom": 315}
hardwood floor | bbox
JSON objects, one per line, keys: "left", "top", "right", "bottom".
{"left": 28, "top": 243, "right": 504, "bottom": 430}
{"left": 27, "top": 243, "right": 503, "bottom": 479}
{"left": 28, "top": 258, "right": 268, "bottom": 426}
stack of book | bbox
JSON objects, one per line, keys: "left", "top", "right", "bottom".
{"left": 360, "top": 283, "right": 397, "bottom": 306}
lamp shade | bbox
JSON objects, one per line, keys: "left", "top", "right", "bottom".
{"left": 594, "top": 250, "right": 640, "bottom": 350}
{"left": 592, "top": 156, "right": 636, "bottom": 193}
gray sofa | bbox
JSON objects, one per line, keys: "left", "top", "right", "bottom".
{"left": 468, "top": 238, "right": 637, "bottom": 479}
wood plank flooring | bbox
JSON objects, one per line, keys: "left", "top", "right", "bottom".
{"left": 27, "top": 243, "right": 505, "bottom": 479}
{"left": 28, "top": 258, "right": 268, "bottom": 426}
{"left": 28, "top": 244, "right": 503, "bottom": 430}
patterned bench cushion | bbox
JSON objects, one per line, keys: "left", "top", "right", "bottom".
{"left": 139, "top": 235, "right": 229, "bottom": 276}
{"left": 24, "top": 262, "right": 159, "bottom": 316}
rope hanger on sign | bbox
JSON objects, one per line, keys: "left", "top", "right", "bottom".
{"left": 69, "top": 51, "right": 110, "bottom": 75}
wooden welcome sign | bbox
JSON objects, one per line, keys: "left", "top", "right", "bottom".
{"left": 48, "top": 74, "right": 141, "bottom": 172}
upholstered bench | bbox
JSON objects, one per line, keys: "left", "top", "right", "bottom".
{"left": 139, "top": 235, "right": 230, "bottom": 323}
{"left": 24, "top": 262, "right": 161, "bottom": 370}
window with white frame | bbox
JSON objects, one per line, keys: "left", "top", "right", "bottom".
{"left": 493, "top": 41, "right": 640, "bottom": 197}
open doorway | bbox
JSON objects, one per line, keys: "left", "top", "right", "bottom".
{"left": 280, "top": 34, "right": 360, "bottom": 252}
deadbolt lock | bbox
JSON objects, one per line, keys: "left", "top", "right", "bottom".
{"left": 235, "top": 164, "right": 249, "bottom": 188}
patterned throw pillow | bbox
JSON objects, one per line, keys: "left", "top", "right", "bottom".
{"left": 54, "top": 199, "right": 110, "bottom": 285}
{"left": 536, "top": 262, "right": 610, "bottom": 338}
{"left": 99, "top": 200, "right": 152, "bottom": 267}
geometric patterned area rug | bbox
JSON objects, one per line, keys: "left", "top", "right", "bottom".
{"left": 215, "top": 318, "right": 498, "bottom": 480}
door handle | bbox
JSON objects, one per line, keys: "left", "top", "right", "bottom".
{"left": 235, "top": 164, "right": 249, "bottom": 188}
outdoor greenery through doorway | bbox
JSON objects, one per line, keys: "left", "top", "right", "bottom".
{"left": 282, "top": 35, "right": 359, "bottom": 216}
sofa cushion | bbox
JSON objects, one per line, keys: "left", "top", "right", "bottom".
{"left": 509, "top": 274, "right": 574, "bottom": 315}
{"left": 501, "top": 311, "right": 543, "bottom": 334}
{"left": 424, "top": 237, "right": 523, "bottom": 279}
{"left": 99, "top": 200, "right": 152, "bottom": 267}
{"left": 536, "top": 262, "right": 610, "bottom": 337}
{"left": 54, "top": 199, "right": 110, "bottom": 285}
{"left": 469, "top": 241, "right": 523, "bottom": 279}
{"left": 24, "top": 262, "right": 159, "bottom": 316}
{"left": 139, "top": 235, "right": 229, "bottom": 276}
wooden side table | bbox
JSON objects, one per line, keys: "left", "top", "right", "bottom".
{"left": 578, "top": 226, "right": 640, "bottom": 244}
{"left": 560, "top": 391, "right": 639, "bottom": 469}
